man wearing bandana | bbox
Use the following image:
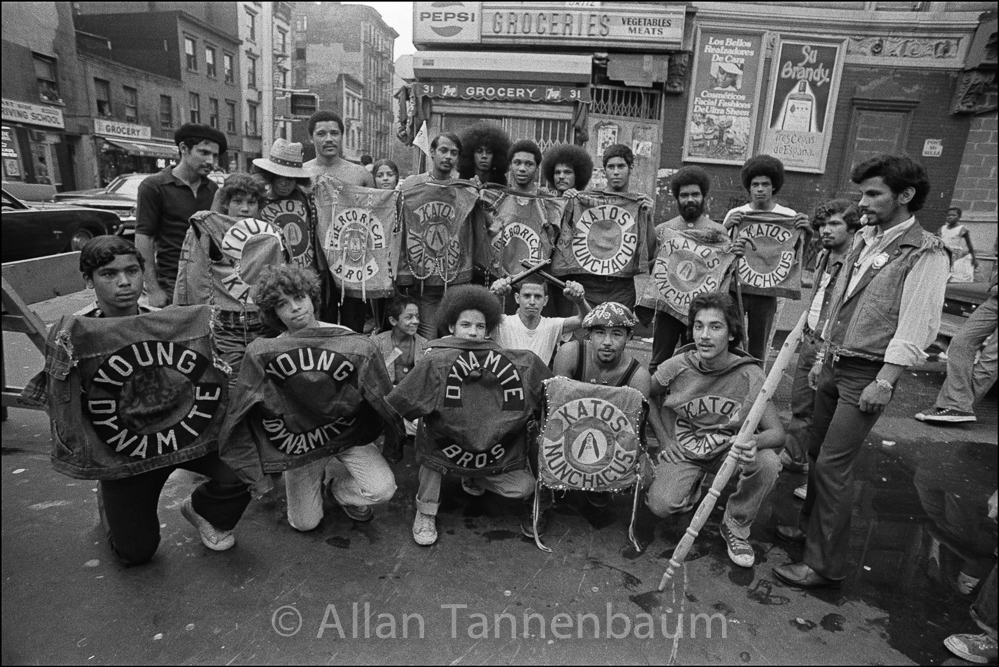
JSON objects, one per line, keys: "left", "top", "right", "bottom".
{"left": 774, "top": 154, "right": 950, "bottom": 588}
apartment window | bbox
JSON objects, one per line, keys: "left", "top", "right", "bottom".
{"left": 279, "top": 70, "right": 288, "bottom": 89}
{"left": 223, "top": 53, "right": 234, "bottom": 83}
{"left": 247, "top": 55, "right": 257, "bottom": 88}
{"left": 189, "top": 92, "right": 201, "bottom": 123}
{"left": 160, "top": 95, "right": 173, "bottom": 131}
{"left": 247, "top": 102, "right": 259, "bottom": 136}
{"left": 33, "top": 53, "right": 60, "bottom": 103}
{"left": 95, "top": 78, "right": 112, "bottom": 117}
{"left": 245, "top": 9, "right": 257, "bottom": 42}
{"left": 123, "top": 86, "right": 138, "bottom": 123}
{"left": 226, "top": 100, "right": 236, "bottom": 133}
{"left": 185, "top": 37, "right": 197, "bottom": 71}
{"left": 206, "top": 47, "right": 217, "bottom": 78}
{"left": 295, "top": 15, "right": 307, "bottom": 32}
{"left": 207, "top": 98, "right": 219, "bottom": 129}
{"left": 276, "top": 28, "right": 287, "bottom": 55}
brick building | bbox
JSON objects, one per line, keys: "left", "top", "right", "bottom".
{"left": 292, "top": 2, "right": 398, "bottom": 162}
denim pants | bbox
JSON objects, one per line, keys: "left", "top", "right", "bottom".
{"left": 404, "top": 287, "right": 445, "bottom": 340}
{"left": 972, "top": 564, "right": 997, "bottom": 639}
{"left": 646, "top": 448, "right": 782, "bottom": 540}
{"left": 936, "top": 296, "right": 998, "bottom": 412}
{"left": 98, "top": 451, "right": 251, "bottom": 566}
{"left": 415, "top": 465, "right": 535, "bottom": 516}
{"left": 733, "top": 291, "right": 778, "bottom": 361}
{"left": 783, "top": 334, "right": 821, "bottom": 467}
{"left": 649, "top": 310, "right": 689, "bottom": 373}
{"left": 283, "top": 443, "right": 397, "bottom": 532}
{"left": 799, "top": 356, "right": 886, "bottom": 580}
{"left": 553, "top": 274, "right": 637, "bottom": 316}
{"left": 213, "top": 315, "right": 270, "bottom": 383}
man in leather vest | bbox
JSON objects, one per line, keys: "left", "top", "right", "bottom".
{"left": 773, "top": 154, "right": 950, "bottom": 588}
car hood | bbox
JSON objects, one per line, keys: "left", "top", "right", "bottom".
{"left": 53, "top": 195, "right": 134, "bottom": 209}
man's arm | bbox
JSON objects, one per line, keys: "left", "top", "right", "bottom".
{"left": 627, "top": 364, "right": 651, "bottom": 399}
{"left": 135, "top": 233, "right": 168, "bottom": 307}
{"left": 559, "top": 280, "right": 591, "bottom": 335}
{"left": 552, "top": 340, "right": 580, "bottom": 378}
{"left": 134, "top": 181, "right": 169, "bottom": 306}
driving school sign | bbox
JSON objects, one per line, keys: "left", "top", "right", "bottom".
{"left": 735, "top": 210, "right": 802, "bottom": 298}
{"left": 638, "top": 228, "right": 735, "bottom": 322}
{"left": 539, "top": 378, "right": 645, "bottom": 492}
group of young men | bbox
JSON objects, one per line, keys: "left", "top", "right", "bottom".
{"left": 26, "top": 110, "right": 994, "bottom": 661}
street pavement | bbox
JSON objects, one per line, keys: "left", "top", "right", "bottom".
{"left": 2, "top": 290, "right": 996, "bottom": 665}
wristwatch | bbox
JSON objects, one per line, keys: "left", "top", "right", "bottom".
{"left": 874, "top": 378, "right": 893, "bottom": 392}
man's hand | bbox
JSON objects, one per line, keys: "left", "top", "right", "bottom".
{"left": 563, "top": 280, "right": 586, "bottom": 304}
{"left": 858, "top": 380, "right": 892, "bottom": 413}
{"left": 147, "top": 285, "right": 170, "bottom": 308}
{"left": 731, "top": 235, "right": 757, "bottom": 259}
{"left": 808, "top": 361, "right": 824, "bottom": 390}
{"left": 793, "top": 213, "right": 811, "bottom": 232}
{"left": 563, "top": 188, "right": 580, "bottom": 199}
{"left": 730, "top": 437, "right": 757, "bottom": 465}
{"left": 725, "top": 210, "right": 745, "bottom": 230}
{"left": 639, "top": 195, "right": 655, "bottom": 213}
{"left": 490, "top": 277, "right": 512, "bottom": 297}
{"left": 658, "top": 438, "right": 687, "bottom": 465}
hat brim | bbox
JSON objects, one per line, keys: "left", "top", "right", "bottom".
{"left": 252, "top": 158, "right": 310, "bottom": 179}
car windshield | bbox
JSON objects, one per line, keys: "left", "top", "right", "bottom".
{"left": 107, "top": 175, "right": 148, "bottom": 198}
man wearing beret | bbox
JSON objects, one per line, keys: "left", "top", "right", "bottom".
{"left": 136, "top": 123, "right": 227, "bottom": 307}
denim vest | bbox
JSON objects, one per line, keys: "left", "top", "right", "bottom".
{"left": 47, "top": 305, "right": 229, "bottom": 480}
{"left": 825, "top": 222, "right": 945, "bottom": 362}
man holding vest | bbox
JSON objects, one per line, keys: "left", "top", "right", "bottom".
{"left": 773, "top": 154, "right": 950, "bottom": 588}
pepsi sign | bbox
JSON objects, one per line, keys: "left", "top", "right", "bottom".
{"left": 414, "top": 2, "right": 482, "bottom": 43}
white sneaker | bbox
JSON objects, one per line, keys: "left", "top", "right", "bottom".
{"left": 793, "top": 483, "right": 807, "bottom": 501}
{"left": 180, "top": 498, "right": 235, "bottom": 551}
{"left": 461, "top": 477, "right": 485, "bottom": 497}
{"left": 412, "top": 512, "right": 438, "bottom": 546}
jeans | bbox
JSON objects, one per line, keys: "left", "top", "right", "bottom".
{"left": 415, "top": 465, "right": 535, "bottom": 516}
{"left": 799, "top": 356, "right": 885, "bottom": 580}
{"left": 284, "top": 443, "right": 397, "bottom": 531}
{"left": 783, "top": 334, "right": 821, "bottom": 467}
{"left": 98, "top": 452, "right": 251, "bottom": 566}
{"left": 649, "top": 310, "right": 689, "bottom": 373}
{"left": 213, "top": 314, "right": 270, "bottom": 383}
{"left": 936, "top": 296, "right": 998, "bottom": 413}
{"left": 646, "top": 448, "right": 782, "bottom": 540}
{"left": 733, "top": 291, "right": 778, "bottom": 360}
{"left": 972, "top": 565, "right": 997, "bottom": 639}
{"left": 403, "top": 287, "right": 446, "bottom": 340}
{"left": 554, "top": 274, "right": 637, "bottom": 316}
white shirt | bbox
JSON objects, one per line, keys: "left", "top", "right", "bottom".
{"left": 493, "top": 314, "right": 569, "bottom": 365}
{"left": 722, "top": 202, "right": 796, "bottom": 228}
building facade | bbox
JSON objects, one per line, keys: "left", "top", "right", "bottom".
{"left": 292, "top": 2, "right": 398, "bottom": 162}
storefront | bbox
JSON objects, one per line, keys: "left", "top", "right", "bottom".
{"left": 411, "top": 2, "right": 687, "bottom": 195}
{"left": 93, "top": 119, "right": 179, "bottom": 185}
{"left": 2, "top": 97, "right": 73, "bottom": 191}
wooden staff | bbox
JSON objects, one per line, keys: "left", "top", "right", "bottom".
{"left": 507, "top": 259, "right": 552, "bottom": 286}
{"left": 519, "top": 259, "right": 566, "bottom": 290}
{"left": 657, "top": 307, "right": 809, "bottom": 591}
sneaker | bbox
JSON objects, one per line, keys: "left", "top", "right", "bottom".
{"left": 779, "top": 450, "right": 808, "bottom": 474}
{"left": 587, "top": 491, "right": 611, "bottom": 507}
{"left": 793, "top": 483, "right": 808, "bottom": 501}
{"left": 461, "top": 477, "right": 485, "bottom": 497}
{"left": 957, "top": 571, "right": 981, "bottom": 595}
{"left": 719, "top": 523, "right": 755, "bottom": 567}
{"left": 413, "top": 512, "right": 437, "bottom": 546}
{"left": 915, "top": 407, "right": 977, "bottom": 424}
{"left": 943, "top": 633, "right": 998, "bottom": 664}
{"left": 520, "top": 509, "right": 549, "bottom": 539}
{"left": 342, "top": 504, "right": 373, "bottom": 522}
{"left": 180, "top": 498, "right": 235, "bottom": 551}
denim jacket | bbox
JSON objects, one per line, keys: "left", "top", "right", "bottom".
{"left": 45, "top": 305, "right": 230, "bottom": 480}
{"left": 219, "top": 326, "right": 402, "bottom": 491}
{"left": 386, "top": 337, "right": 553, "bottom": 477}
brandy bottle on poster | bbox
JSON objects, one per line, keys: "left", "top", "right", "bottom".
{"left": 775, "top": 80, "right": 817, "bottom": 133}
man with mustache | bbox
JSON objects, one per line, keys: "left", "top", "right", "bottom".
{"left": 303, "top": 111, "right": 373, "bottom": 187}
{"left": 401, "top": 133, "right": 462, "bottom": 190}
{"left": 645, "top": 167, "right": 728, "bottom": 371}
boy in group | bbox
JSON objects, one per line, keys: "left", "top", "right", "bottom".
{"left": 303, "top": 111, "right": 373, "bottom": 187}
{"left": 26, "top": 236, "right": 251, "bottom": 564}
{"left": 221, "top": 266, "right": 398, "bottom": 531}
{"left": 457, "top": 121, "right": 511, "bottom": 186}
{"left": 723, "top": 155, "right": 811, "bottom": 361}
{"left": 386, "top": 285, "right": 553, "bottom": 546}
{"left": 540, "top": 144, "right": 593, "bottom": 197}
{"left": 507, "top": 140, "right": 543, "bottom": 194}
{"left": 372, "top": 295, "right": 430, "bottom": 463}
{"left": 552, "top": 302, "right": 651, "bottom": 509}
{"left": 639, "top": 292, "right": 784, "bottom": 565}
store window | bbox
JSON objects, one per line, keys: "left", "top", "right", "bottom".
{"left": 185, "top": 37, "right": 197, "bottom": 71}
{"left": 209, "top": 98, "right": 220, "bottom": 129}
{"left": 160, "top": 95, "right": 173, "bottom": 131}
{"left": 226, "top": 101, "right": 237, "bottom": 133}
{"left": 123, "top": 86, "right": 138, "bottom": 123}
{"left": 223, "top": 53, "right": 234, "bottom": 83}
{"left": 276, "top": 28, "right": 287, "bottom": 55}
{"left": 29, "top": 132, "right": 61, "bottom": 187}
{"left": 247, "top": 55, "right": 258, "bottom": 89}
{"left": 190, "top": 92, "right": 201, "bottom": 124}
{"left": 33, "top": 53, "right": 60, "bottom": 103}
{"left": 95, "top": 78, "right": 112, "bottom": 117}
{"left": 206, "top": 47, "right": 217, "bottom": 78}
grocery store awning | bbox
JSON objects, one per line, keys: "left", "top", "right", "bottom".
{"left": 102, "top": 138, "right": 177, "bottom": 159}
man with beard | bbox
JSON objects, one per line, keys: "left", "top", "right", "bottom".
{"left": 456, "top": 122, "right": 511, "bottom": 186}
{"left": 541, "top": 144, "right": 593, "bottom": 197}
{"left": 401, "top": 133, "right": 462, "bottom": 190}
{"left": 645, "top": 167, "right": 728, "bottom": 370}
{"left": 773, "top": 154, "right": 950, "bottom": 588}
{"left": 303, "top": 111, "right": 373, "bottom": 187}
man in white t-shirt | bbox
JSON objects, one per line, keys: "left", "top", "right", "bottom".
{"left": 490, "top": 275, "right": 589, "bottom": 365}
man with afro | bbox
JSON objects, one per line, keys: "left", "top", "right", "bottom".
{"left": 541, "top": 144, "right": 593, "bottom": 196}
{"left": 457, "top": 122, "right": 511, "bottom": 186}
{"left": 723, "top": 155, "right": 811, "bottom": 361}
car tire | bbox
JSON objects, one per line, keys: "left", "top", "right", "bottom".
{"left": 68, "top": 228, "right": 96, "bottom": 251}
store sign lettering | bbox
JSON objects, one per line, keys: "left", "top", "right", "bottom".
{"left": 94, "top": 118, "right": 152, "bottom": 140}
{"left": 2, "top": 98, "right": 64, "bottom": 129}
{"left": 417, "top": 82, "right": 588, "bottom": 103}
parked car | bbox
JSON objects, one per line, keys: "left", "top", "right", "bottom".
{"left": 2, "top": 189, "right": 119, "bottom": 263}
{"left": 936, "top": 280, "right": 993, "bottom": 346}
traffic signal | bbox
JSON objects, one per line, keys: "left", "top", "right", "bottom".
{"left": 290, "top": 93, "right": 318, "bottom": 117}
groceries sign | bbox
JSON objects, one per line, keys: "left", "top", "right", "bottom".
{"left": 414, "top": 2, "right": 684, "bottom": 50}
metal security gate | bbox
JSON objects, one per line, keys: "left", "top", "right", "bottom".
{"left": 587, "top": 85, "right": 663, "bottom": 196}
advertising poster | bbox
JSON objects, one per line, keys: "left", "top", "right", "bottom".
{"left": 760, "top": 37, "right": 846, "bottom": 173}
{"left": 683, "top": 29, "right": 765, "bottom": 165}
